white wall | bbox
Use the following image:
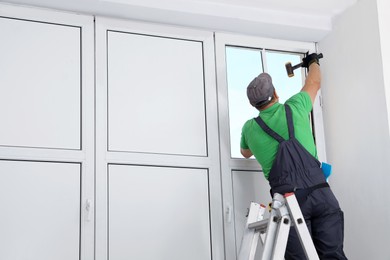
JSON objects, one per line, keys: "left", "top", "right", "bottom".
{"left": 318, "top": 0, "right": 390, "bottom": 259}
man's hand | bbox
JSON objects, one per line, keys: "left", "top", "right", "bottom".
{"left": 241, "top": 148, "right": 253, "bottom": 158}
{"left": 302, "top": 53, "right": 321, "bottom": 68}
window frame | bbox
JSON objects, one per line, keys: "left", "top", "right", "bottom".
{"left": 215, "top": 32, "right": 326, "bottom": 260}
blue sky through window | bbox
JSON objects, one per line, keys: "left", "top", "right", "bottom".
{"left": 226, "top": 46, "right": 304, "bottom": 158}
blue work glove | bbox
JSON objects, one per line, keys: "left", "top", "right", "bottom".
{"left": 321, "top": 162, "right": 332, "bottom": 182}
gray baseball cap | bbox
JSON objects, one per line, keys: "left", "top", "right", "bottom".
{"left": 247, "top": 73, "right": 275, "bottom": 107}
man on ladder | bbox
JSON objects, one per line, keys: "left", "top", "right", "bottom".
{"left": 240, "top": 53, "right": 347, "bottom": 259}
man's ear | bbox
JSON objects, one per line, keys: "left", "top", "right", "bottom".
{"left": 274, "top": 91, "right": 279, "bottom": 100}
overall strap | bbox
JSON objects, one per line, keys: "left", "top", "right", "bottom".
{"left": 285, "top": 104, "right": 295, "bottom": 139}
{"left": 254, "top": 116, "right": 285, "bottom": 143}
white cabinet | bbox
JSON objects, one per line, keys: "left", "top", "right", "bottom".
{"left": 96, "top": 17, "right": 223, "bottom": 260}
{"left": 108, "top": 165, "right": 211, "bottom": 260}
{"left": 0, "top": 161, "right": 81, "bottom": 260}
{"left": 0, "top": 4, "right": 95, "bottom": 260}
{"left": 0, "top": 16, "right": 81, "bottom": 150}
{"left": 107, "top": 30, "right": 207, "bottom": 156}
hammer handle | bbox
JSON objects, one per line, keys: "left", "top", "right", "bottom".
{"left": 292, "top": 63, "right": 303, "bottom": 70}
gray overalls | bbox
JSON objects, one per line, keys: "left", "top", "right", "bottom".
{"left": 254, "top": 105, "right": 348, "bottom": 260}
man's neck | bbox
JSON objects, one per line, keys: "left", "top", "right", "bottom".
{"left": 260, "top": 99, "right": 278, "bottom": 111}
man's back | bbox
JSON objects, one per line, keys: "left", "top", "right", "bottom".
{"left": 240, "top": 91, "right": 317, "bottom": 179}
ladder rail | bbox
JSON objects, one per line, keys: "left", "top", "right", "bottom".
{"left": 285, "top": 193, "right": 319, "bottom": 260}
{"left": 238, "top": 203, "right": 266, "bottom": 260}
{"left": 260, "top": 209, "right": 279, "bottom": 260}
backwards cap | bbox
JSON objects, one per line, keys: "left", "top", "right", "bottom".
{"left": 246, "top": 73, "right": 275, "bottom": 107}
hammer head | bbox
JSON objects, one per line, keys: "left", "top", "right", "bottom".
{"left": 285, "top": 62, "right": 294, "bottom": 77}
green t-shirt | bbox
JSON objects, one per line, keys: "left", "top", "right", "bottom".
{"left": 240, "top": 91, "right": 317, "bottom": 180}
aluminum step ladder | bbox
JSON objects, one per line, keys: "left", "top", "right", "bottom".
{"left": 238, "top": 192, "right": 319, "bottom": 260}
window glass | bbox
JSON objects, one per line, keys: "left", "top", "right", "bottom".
{"left": 225, "top": 46, "right": 263, "bottom": 158}
{"left": 226, "top": 48, "right": 305, "bottom": 158}
{"left": 265, "top": 51, "right": 304, "bottom": 103}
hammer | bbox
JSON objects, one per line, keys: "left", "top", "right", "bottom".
{"left": 285, "top": 53, "right": 323, "bottom": 77}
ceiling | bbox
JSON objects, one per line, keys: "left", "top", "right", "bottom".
{"left": 2, "top": 0, "right": 358, "bottom": 41}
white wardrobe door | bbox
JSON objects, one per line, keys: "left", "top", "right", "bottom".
{"left": 0, "top": 160, "right": 81, "bottom": 260}
{"left": 0, "top": 17, "right": 81, "bottom": 150}
{"left": 107, "top": 31, "right": 207, "bottom": 156}
{"left": 108, "top": 164, "right": 211, "bottom": 260}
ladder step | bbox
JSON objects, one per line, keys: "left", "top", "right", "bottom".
{"left": 247, "top": 218, "right": 269, "bottom": 233}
